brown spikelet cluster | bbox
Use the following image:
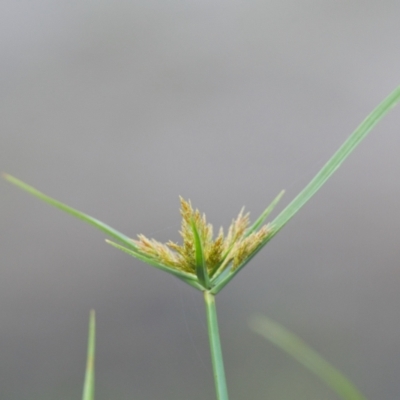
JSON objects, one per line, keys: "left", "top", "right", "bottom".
{"left": 133, "top": 197, "right": 272, "bottom": 276}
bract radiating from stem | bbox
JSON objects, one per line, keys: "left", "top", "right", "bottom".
{"left": 211, "top": 85, "right": 400, "bottom": 294}
{"left": 191, "top": 218, "right": 210, "bottom": 289}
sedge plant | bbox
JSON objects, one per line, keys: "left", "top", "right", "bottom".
{"left": 3, "top": 85, "right": 400, "bottom": 400}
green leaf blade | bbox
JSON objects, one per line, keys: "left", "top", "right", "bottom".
{"left": 270, "top": 85, "right": 400, "bottom": 236}
{"left": 82, "top": 310, "right": 96, "bottom": 400}
{"left": 3, "top": 174, "right": 137, "bottom": 250}
{"left": 211, "top": 85, "right": 400, "bottom": 294}
{"left": 191, "top": 219, "right": 210, "bottom": 289}
{"left": 249, "top": 315, "right": 368, "bottom": 400}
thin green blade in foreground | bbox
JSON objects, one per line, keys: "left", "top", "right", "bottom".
{"left": 212, "top": 85, "right": 400, "bottom": 294}
{"left": 2, "top": 174, "right": 137, "bottom": 251}
{"left": 191, "top": 219, "right": 210, "bottom": 289}
{"left": 249, "top": 315, "right": 367, "bottom": 400}
{"left": 82, "top": 310, "right": 96, "bottom": 400}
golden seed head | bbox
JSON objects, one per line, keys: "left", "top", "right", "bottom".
{"left": 134, "top": 198, "right": 273, "bottom": 277}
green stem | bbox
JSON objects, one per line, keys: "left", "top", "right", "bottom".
{"left": 204, "top": 291, "right": 229, "bottom": 400}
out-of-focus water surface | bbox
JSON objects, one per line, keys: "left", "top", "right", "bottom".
{"left": 1, "top": 1, "right": 400, "bottom": 399}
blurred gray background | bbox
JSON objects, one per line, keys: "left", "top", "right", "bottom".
{"left": 1, "top": 1, "right": 400, "bottom": 399}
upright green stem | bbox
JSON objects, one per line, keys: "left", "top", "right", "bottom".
{"left": 204, "top": 291, "right": 229, "bottom": 400}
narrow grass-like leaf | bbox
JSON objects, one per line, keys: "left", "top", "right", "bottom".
{"left": 82, "top": 310, "right": 95, "bottom": 400}
{"left": 249, "top": 315, "right": 367, "bottom": 400}
{"left": 2, "top": 173, "right": 137, "bottom": 251}
{"left": 245, "top": 190, "right": 284, "bottom": 237}
{"left": 211, "top": 85, "right": 400, "bottom": 294}
{"left": 270, "top": 85, "right": 400, "bottom": 236}
{"left": 191, "top": 219, "right": 210, "bottom": 289}
{"left": 105, "top": 240, "right": 204, "bottom": 290}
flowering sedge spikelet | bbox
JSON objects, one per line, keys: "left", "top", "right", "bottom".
{"left": 134, "top": 197, "right": 273, "bottom": 277}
